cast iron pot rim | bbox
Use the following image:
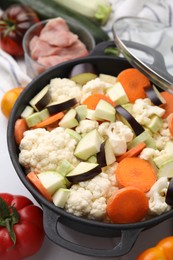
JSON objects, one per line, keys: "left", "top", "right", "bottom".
{"left": 7, "top": 55, "right": 173, "bottom": 231}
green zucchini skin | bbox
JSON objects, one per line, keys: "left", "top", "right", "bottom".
{"left": 0, "top": 0, "right": 109, "bottom": 44}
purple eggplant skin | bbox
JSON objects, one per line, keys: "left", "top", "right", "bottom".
{"left": 68, "top": 63, "right": 97, "bottom": 77}
{"left": 166, "top": 178, "right": 173, "bottom": 206}
{"left": 46, "top": 98, "right": 78, "bottom": 114}
{"left": 97, "top": 142, "right": 107, "bottom": 167}
{"left": 66, "top": 165, "right": 102, "bottom": 183}
{"left": 144, "top": 85, "right": 163, "bottom": 106}
{"left": 35, "top": 90, "right": 51, "bottom": 111}
{"left": 115, "top": 105, "right": 144, "bottom": 136}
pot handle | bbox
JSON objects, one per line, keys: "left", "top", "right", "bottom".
{"left": 90, "top": 41, "right": 119, "bottom": 56}
{"left": 42, "top": 205, "right": 143, "bottom": 257}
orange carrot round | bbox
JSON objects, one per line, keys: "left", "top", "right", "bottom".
{"left": 82, "top": 93, "right": 115, "bottom": 110}
{"left": 26, "top": 172, "right": 52, "bottom": 202}
{"left": 33, "top": 111, "right": 64, "bottom": 129}
{"left": 161, "top": 91, "right": 173, "bottom": 118}
{"left": 14, "top": 118, "right": 28, "bottom": 145}
{"left": 106, "top": 186, "right": 149, "bottom": 223}
{"left": 117, "top": 68, "right": 150, "bottom": 103}
{"left": 116, "top": 142, "right": 146, "bottom": 163}
{"left": 115, "top": 157, "right": 157, "bottom": 192}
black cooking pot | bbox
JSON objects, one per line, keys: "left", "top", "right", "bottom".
{"left": 7, "top": 41, "right": 173, "bottom": 257}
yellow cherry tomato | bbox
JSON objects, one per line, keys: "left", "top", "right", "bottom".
{"left": 1, "top": 87, "right": 24, "bottom": 118}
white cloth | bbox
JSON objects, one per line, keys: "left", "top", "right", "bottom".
{"left": 0, "top": 49, "right": 31, "bottom": 92}
{"left": 103, "top": 0, "right": 173, "bottom": 38}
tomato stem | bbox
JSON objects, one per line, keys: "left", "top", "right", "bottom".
{"left": 0, "top": 197, "right": 20, "bottom": 248}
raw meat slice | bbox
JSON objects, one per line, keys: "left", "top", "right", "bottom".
{"left": 29, "top": 36, "right": 62, "bottom": 60}
{"left": 37, "top": 55, "right": 71, "bottom": 67}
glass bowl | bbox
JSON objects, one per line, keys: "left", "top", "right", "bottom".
{"left": 23, "top": 18, "right": 96, "bottom": 78}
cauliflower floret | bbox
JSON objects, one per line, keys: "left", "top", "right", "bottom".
{"left": 98, "top": 121, "right": 134, "bottom": 156}
{"left": 132, "top": 98, "right": 165, "bottom": 126}
{"left": 147, "top": 177, "right": 171, "bottom": 215}
{"left": 75, "top": 119, "right": 99, "bottom": 135}
{"left": 48, "top": 78, "right": 81, "bottom": 103}
{"left": 139, "top": 148, "right": 160, "bottom": 160}
{"left": 19, "top": 127, "right": 79, "bottom": 173}
{"left": 65, "top": 188, "right": 92, "bottom": 217}
{"left": 65, "top": 171, "right": 117, "bottom": 220}
{"left": 81, "top": 78, "right": 112, "bottom": 102}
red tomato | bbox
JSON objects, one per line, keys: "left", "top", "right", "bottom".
{"left": 0, "top": 193, "right": 45, "bottom": 260}
{"left": 0, "top": 4, "right": 40, "bottom": 57}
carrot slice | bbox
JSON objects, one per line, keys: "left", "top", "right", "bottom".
{"left": 160, "top": 91, "right": 173, "bottom": 119}
{"left": 116, "top": 142, "right": 146, "bottom": 163}
{"left": 82, "top": 93, "right": 115, "bottom": 109}
{"left": 115, "top": 157, "right": 157, "bottom": 192}
{"left": 26, "top": 172, "right": 52, "bottom": 202}
{"left": 14, "top": 118, "right": 28, "bottom": 145}
{"left": 106, "top": 186, "right": 149, "bottom": 223}
{"left": 117, "top": 68, "right": 150, "bottom": 103}
{"left": 33, "top": 111, "right": 64, "bottom": 129}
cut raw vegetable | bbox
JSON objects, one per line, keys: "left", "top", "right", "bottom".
{"left": 127, "top": 130, "right": 152, "bottom": 150}
{"left": 66, "top": 162, "right": 101, "bottom": 183}
{"left": 82, "top": 93, "right": 115, "bottom": 110}
{"left": 160, "top": 91, "right": 173, "bottom": 118}
{"left": 97, "top": 139, "right": 115, "bottom": 167}
{"left": 74, "top": 129, "right": 102, "bottom": 160}
{"left": 32, "top": 111, "right": 64, "bottom": 129}
{"left": 57, "top": 160, "right": 75, "bottom": 176}
{"left": 69, "top": 63, "right": 96, "bottom": 78}
{"left": 71, "top": 72, "right": 97, "bottom": 86}
{"left": 65, "top": 128, "right": 81, "bottom": 143}
{"left": 107, "top": 82, "right": 129, "bottom": 105}
{"left": 29, "top": 86, "right": 51, "bottom": 111}
{"left": 164, "top": 141, "right": 173, "bottom": 155}
{"left": 158, "top": 159, "right": 173, "bottom": 178}
{"left": 153, "top": 154, "right": 173, "bottom": 169}
{"left": 117, "top": 68, "right": 150, "bottom": 103}
{"left": 165, "top": 178, "right": 173, "bottom": 206}
{"left": 94, "top": 99, "right": 116, "bottom": 122}
{"left": 168, "top": 113, "right": 173, "bottom": 137}
{"left": 25, "top": 109, "right": 50, "bottom": 128}
{"left": 87, "top": 155, "right": 97, "bottom": 163}
{"left": 147, "top": 115, "right": 163, "bottom": 133}
{"left": 75, "top": 105, "right": 87, "bottom": 120}
{"left": 115, "top": 105, "right": 144, "bottom": 136}
{"left": 59, "top": 109, "right": 79, "bottom": 128}
{"left": 115, "top": 157, "right": 157, "bottom": 192}
{"left": 106, "top": 186, "right": 149, "bottom": 224}
{"left": 21, "top": 105, "right": 34, "bottom": 119}
{"left": 116, "top": 142, "right": 146, "bottom": 163}
{"left": 46, "top": 98, "right": 78, "bottom": 114}
{"left": 26, "top": 172, "right": 52, "bottom": 201}
{"left": 144, "top": 85, "right": 166, "bottom": 106}
{"left": 86, "top": 109, "right": 104, "bottom": 121}
{"left": 14, "top": 118, "right": 28, "bottom": 145}
{"left": 121, "top": 103, "right": 132, "bottom": 113}
{"left": 52, "top": 188, "right": 70, "bottom": 208}
{"left": 99, "top": 73, "right": 117, "bottom": 84}
{"left": 37, "top": 171, "right": 66, "bottom": 195}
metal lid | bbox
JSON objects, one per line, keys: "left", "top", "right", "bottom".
{"left": 112, "top": 17, "right": 173, "bottom": 93}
